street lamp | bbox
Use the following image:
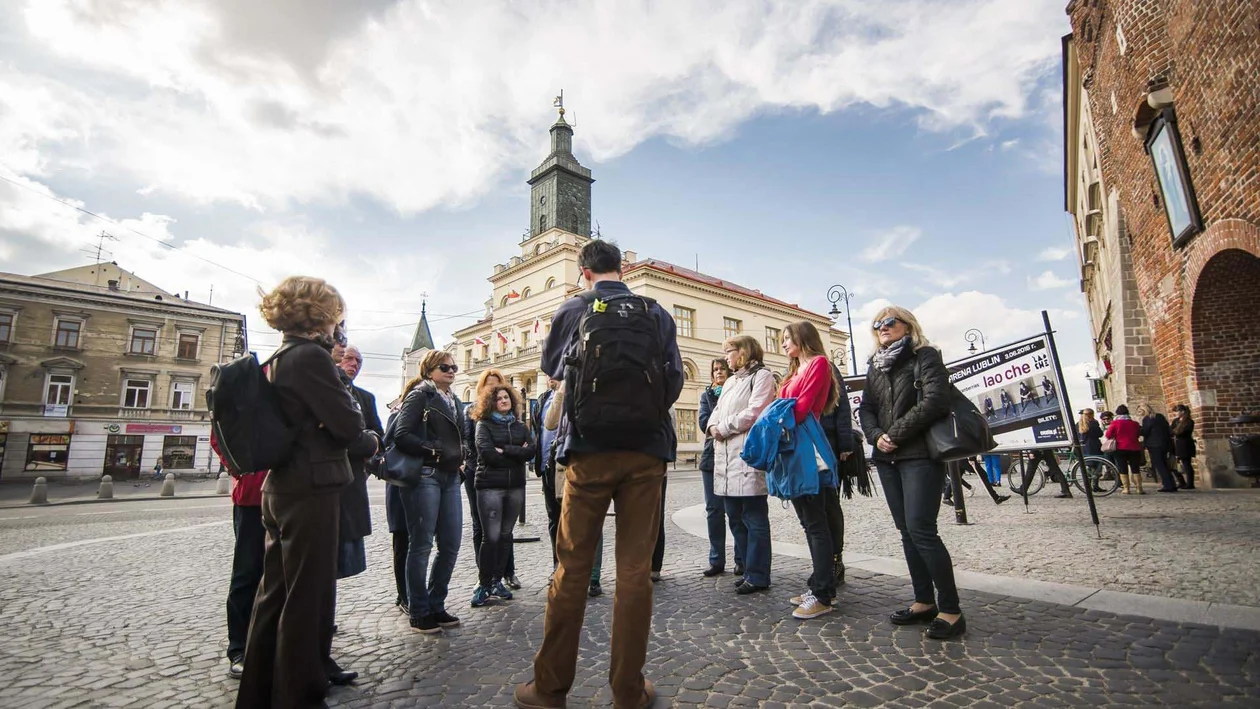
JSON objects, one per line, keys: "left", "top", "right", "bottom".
{"left": 965, "top": 328, "right": 986, "bottom": 354}
{"left": 827, "top": 285, "right": 858, "bottom": 376}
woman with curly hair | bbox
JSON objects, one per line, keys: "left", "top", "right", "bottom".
{"left": 462, "top": 369, "right": 520, "bottom": 590}
{"left": 236, "top": 276, "right": 371, "bottom": 709}
{"left": 470, "top": 385, "right": 536, "bottom": 607}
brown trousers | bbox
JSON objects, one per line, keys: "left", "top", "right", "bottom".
{"left": 236, "top": 491, "right": 339, "bottom": 709}
{"left": 533, "top": 451, "right": 665, "bottom": 708}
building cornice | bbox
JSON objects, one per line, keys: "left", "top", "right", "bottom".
{"left": 0, "top": 278, "right": 245, "bottom": 323}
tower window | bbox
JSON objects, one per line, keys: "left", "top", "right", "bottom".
{"left": 539, "top": 215, "right": 547, "bottom": 232}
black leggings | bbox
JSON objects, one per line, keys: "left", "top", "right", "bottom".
{"left": 391, "top": 531, "right": 408, "bottom": 603}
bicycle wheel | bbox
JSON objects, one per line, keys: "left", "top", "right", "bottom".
{"left": 1073, "top": 456, "right": 1121, "bottom": 497}
{"left": 1007, "top": 458, "right": 1046, "bottom": 496}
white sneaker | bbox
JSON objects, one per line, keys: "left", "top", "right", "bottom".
{"left": 792, "top": 591, "right": 833, "bottom": 620}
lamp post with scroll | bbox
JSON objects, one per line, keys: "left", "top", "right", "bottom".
{"left": 965, "top": 328, "right": 987, "bottom": 354}
{"left": 827, "top": 285, "right": 858, "bottom": 376}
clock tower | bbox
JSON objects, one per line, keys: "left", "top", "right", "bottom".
{"left": 527, "top": 106, "right": 593, "bottom": 239}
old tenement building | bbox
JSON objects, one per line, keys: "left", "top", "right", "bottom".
{"left": 1063, "top": 1, "right": 1260, "bottom": 486}
{"left": 0, "top": 263, "right": 246, "bottom": 480}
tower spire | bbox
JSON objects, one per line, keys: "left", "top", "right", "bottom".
{"left": 528, "top": 92, "right": 593, "bottom": 239}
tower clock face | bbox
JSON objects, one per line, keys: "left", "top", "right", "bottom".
{"left": 539, "top": 195, "right": 546, "bottom": 205}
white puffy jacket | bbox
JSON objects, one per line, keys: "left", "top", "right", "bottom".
{"left": 710, "top": 365, "right": 777, "bottom": 497}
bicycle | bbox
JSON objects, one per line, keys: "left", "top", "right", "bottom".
{"left": 1006, "top": 449, "right": 1122, "bottom": 497}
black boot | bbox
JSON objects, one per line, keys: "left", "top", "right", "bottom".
{"left": 833, "top": 554, "right": 846, "bottom": 587}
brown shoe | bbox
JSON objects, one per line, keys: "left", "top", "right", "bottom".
{"left": 514, "top": 681, "right": 566, "bottom": 709}
{"left": 637, "top": 679, "right": 656, "bottom": 708}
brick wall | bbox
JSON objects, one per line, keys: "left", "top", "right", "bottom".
{"left": 1067, "top": 0, "right": 1260, "bottom": 485}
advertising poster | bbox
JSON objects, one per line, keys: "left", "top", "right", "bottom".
{"left": 840, "top": 334, "right": 1072, "bottom": 452}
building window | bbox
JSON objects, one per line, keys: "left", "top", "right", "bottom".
{"left": 765, "top": 327, "right": 781, "bottom": 354}
{"left": 481, "top": 344, "right": 489, "bottom": 360}
{"left": 676, "top": 409, "right": 698, "bottom": 443}
{"left": 129, "top": 327, "right": 158, "bottom": 355}
{"left": 26, "top": 434, "right": 71, "bottom": 472}
{"left": 0, "top": 312, "right": 12, "bottom": 344}
{"left": 177, "top": 333, "right": 200, "bottom": 359}
{"left": 673, "top": 306, "right": 695, "bottom": 338}
{"left": 501, "top": 295, "right": 510, "bottom": 308}
{"left": 522, "top": 329, "right": 532, "bottom": 348}
{"left": 123, "top": 379, "right": 152, "bottom": 409}
{"left": 465, "top": 349, "right": 472, "bottom": 370}
{"left": 54, "top": 319, "right": 81, "bottom": 349}
{"left": 45, "top": 373, "right": 73, "bottom": 406}
{"left": 521, "top": 287, "right": 532, "bottom": 299}
{"left": 545, "top": 277, "right": 556, "bottom": 289}
{"left": 723, "top": 317, "right": 743, "bottom": 340}
{"left": 171, "top": 381, "right": 195, "bottom": 410}
{"left": 539, "top": 214, "right": 548, "bottom": 232}
{"left": 162, "top": 435, "right": 197, "bottom": 468}
{"left": 682, "top": 360, "right": 697, "bottom": 382}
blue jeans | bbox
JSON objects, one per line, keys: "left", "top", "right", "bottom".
{"left": 983, "top": 455, "right": 1001, "bottom": 484}
{"left": 876, "top": 458, "right": 960, "bottom": 614}
{"left": 723, "top": 495, "right": 769, "bottom": 586}
{"left": 701, "top": 470, "right": 737, "bottom": 568}
{"left": 399, "top": 471, "right": 463, "bottom": 619}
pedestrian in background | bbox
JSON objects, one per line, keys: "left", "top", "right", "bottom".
{"left": 535, "top": 379, "right": 563, "bottom": 567}
{"left": 543, "top": 381, "right": 606, "bottom": 597}
{"left": 858, "top": 306, "right": 965, "bottom": 640}
{"left": 1078, "top": 408, "right": 1105, "bottom": 492}
{"left": 1105, "top": 405, "right": 1144, "bottom": 494}
{"left": 1139, "top": 404, "right": 1177, "bottom": 493}
{"left": 1171, "top": 404, "right": 1196, "bottom": 489}
{"left": 698, "top": 358, "right": 739, "bottom": 578}
{"left": 463, "top": 369, "right": 520, "bottom": 590}
{"left": 217, "top": 432, "right": 266, "bottom": 681}
{"left": 708, "top": 335, "right": 776, "bottom": 594}
{"left": 470, "top": 386, "right": 535, "bottom": 608}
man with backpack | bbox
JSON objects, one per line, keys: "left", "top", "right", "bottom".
{"left": 515, "top": 240, "right": 683, "bottom": 709}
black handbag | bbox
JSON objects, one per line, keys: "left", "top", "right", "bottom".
{"left": 377, "top": 393, "right": 437, "bottom": 487}
{"left": 914, "top": 355, "right": 997, "bottom": 462}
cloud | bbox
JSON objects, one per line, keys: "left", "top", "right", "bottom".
{"left": 902, "top": 259, "right": 1012, "bottom": 290}
{"left": 1037, "top": 246, "right": 1074, "bottom": 261}
{"left": 999, "top": 138, "right": 1021, "bottom": 151}
{"left": 4, "top": 0, "right": 1067, "bottom": 213}
{"left": 1029, "top": 269, "right": 1074, "bottom": 290}
{"left": 860, "top": 225, "right": 922, "bottom": 263}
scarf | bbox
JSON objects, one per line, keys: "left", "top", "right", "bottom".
{"left": 491, "top": 412, "right": 515, "bottom": 424}
{"left": 712, "top": 385, "right": 723, "bottom": 398}
{"left": 871, "top": 335, "right": 911, "bottom": 372}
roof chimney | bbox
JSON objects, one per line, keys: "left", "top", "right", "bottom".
{"left": 107, "top": 279, "right": 120, "bottom": 291}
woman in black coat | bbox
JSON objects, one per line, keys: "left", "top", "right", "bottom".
{"left": 1170, "top": 404, "right": 1196, "bottom": 489}
{"left": 471, "top": 385, "right": 535, "bottom": 608}
{"left": 1138, "top": 405, "right": 1178, "bottom": 493}
{"left": 697, "top": 358, "right": 736, "bottom": 577}
{"left": 857, "top": 306, "right": 964, "bottom": 641}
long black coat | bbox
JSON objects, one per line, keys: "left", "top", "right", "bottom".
{"left": 393, "top": 380, "right": 464, "bottom": 475}
{"left": 474, "top": 416, "right": 535, "bottom": 489}
{"left": 858, "top": 346, "right": 950, "bottom": 462}
{"left": 340, "top": 384, "right": 383, "bottom": 542}
{"left": 820, "top": 361, "right": 855, "bottom": 457}
{"left": 1141, "top": 414, "right": 1173, "bottom": 451}
{"left": 1080, "top": 420, "right": 1104, "bottom": 456}
{"left": 1172, "top": 417, "right": 1196, "bottom": 458}
{"left": 698, "top": 385, "right": 720, "bottom": 473}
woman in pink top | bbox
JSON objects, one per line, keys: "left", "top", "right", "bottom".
{"left": 1105, "top": 404, "right": 1145, "bottom": 494}
{"left": 777, "top": 321, "right": 842, "bottom": 621}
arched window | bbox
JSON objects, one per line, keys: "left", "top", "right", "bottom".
{"left": 545, "top": 277, "right": 556, "bottom": 289}
{"left": 521, "top": 287, "right": 532, "bottom": 299}
{"left": 682, "top": 359, "right": 697, "bottom": 382}
{"left": 501, "top": 295, "right": 510, "bottom": 308}
{"left": 463, "top": 387, "right": 473, "bottom": 402}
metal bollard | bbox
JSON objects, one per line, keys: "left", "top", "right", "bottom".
{"left": 98, "top": 475, "right": 114, "bottom": 500}
{"left": 28, "top": 477, "right": 48, "bottom": 505}
{"left": 215, "top": 471, "right": 230, "bottom": 495}
{"left": 159, "top": 472, "right": 176, "bottom": 497}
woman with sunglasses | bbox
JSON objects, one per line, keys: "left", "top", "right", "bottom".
{"left": 393, "top": 351, "right": 466, "bottom": 635}
{"left": 858, "top": 307, "right": 965, "bottom": 640}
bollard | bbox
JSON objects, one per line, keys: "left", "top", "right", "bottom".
{"left": 159, "top": 472, "right": 176, "bottom": 497}
{"left": 28, "top": 477, "right": 48, "bottom": 505}
{"left": 215, "top": 471, "right": 230, "bottom": 495}
{"left": 98, "top": 474, "right": 114, "bottom": 500}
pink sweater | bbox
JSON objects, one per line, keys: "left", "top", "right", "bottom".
{"left": 779, "top": 356, "right": 831, "bottom": 424}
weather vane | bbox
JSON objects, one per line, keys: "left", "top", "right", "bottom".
{"left": 554, "top": 90, "right": 566, "bottom": 120}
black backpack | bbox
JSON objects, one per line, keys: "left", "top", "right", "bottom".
{"left": 205, "top": 341, "right": 312, "bottom": 474}
{"left": 564, "top": 291, "right": 667, "bottom": 449}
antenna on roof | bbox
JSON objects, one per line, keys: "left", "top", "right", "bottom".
{"left": 594, "top": 221, "right": 602, "bottom": 239}
{"left": 90, "top": 231, "right": 119, "bottom": 285}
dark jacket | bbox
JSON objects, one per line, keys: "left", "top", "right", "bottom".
{"left": 858, "top": 346, "right": 950, "bottom": 462}
{"left": 1172, "top": 416, "right": 1196, "bottom": 458}
{"left": 1141, "top": 414, "right": 1173, "bottom": 451}
{"left": 394, "top": 380, "right": 465, "bottom": 475}
{"left": 820, "top": 361, "right": 855, "bottom": 458}
{"left": 698, "top": 385, "right": 721, "bottom": 473}
{"left": 540, "top": 280, "right": 685, "bottom": 462}
{"left": 1080, "top": 419, "right": 1104, "bottom": 456}
{"left": 474, "top": 416, "right": 535, "bottom": 489}
{"left": 340, "top": 384, "right": 383, "bottom": 541}
{"left": 262, "top": 337, "right": 365, "bottom": 496}
{"left": 383, "top": 411, "right": 406, "bottom": 534}
{"left": 532, "top": 388, "right": 555, "bottom": 474}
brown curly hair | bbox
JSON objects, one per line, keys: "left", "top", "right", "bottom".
{"left": 472, "top": 385, "right": 522, "bottom": 422}
{"left": 258, "top": 276, "right": 346, "bottom": 334}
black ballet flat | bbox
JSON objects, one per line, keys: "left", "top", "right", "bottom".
{"left": 890, "top": 606, "right": 938, "bottom": 625}
{"left": 925, "top": 613, "right": 967, "bottom": 640}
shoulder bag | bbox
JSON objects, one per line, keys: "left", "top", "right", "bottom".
{"left": 379, "top": 390, "right": 438, "bottom": 487}
{"left": 914, "top": 354, "right": 996, "bottom": 461}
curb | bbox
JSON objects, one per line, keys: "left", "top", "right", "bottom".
{"left": 672, "top": 503, "right": 1260, "bottom": 632}
{"left": 0, "top": 491, "right": 228, "bottom": 510}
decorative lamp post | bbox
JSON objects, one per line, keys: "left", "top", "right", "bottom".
{"left": 827, "top": 285, "right": 858, "bottom": 376}
{"left": 965, "top": 328, "right": 987, "bottom": 354}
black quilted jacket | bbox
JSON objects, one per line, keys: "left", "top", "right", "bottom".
{"left": 858, "top": 346, "right": 951, "bottom": 461}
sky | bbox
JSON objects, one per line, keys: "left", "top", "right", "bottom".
{"left": 0, "top": 0, "right": 1098, "bottom": 410}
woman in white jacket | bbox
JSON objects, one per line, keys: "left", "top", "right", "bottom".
{"left": 708, "top": 335, "right": 778, "bottom": 594}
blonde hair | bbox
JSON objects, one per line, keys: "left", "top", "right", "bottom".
{"left": 722, "top": 335, "right": 764, "bottom": 371}
{"left": 868, "top": 305, "right": 932, "bottom": 355}
{"left": 419, "top": 350, "right": 454, "bottom": 380}
{"left": 473, "top": 385, "right": 523, "bottom": 421}
{"left": 258, "top": 276, "right": 345, "bottom": 334}
{"left": 781, "top": 321, "right": 839, "bottom": 414}
{"left": 477, "top": 369, "right": 506, "bottom": 393}
{"left": 401, "top": 375, "right": 424, "bottom": 398}
{"left": 1077, "top": 408, "right": 1095, "bottom": 434}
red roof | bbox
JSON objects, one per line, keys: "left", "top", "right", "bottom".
{"left": 624, "top": 258, "right": 832, "bottom": 321}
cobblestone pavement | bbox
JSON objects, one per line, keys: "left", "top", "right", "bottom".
{"left": 1, "top": 478, "right": 1258, "bottom": 708}
{"left": 762, "top": 478, "right": 1260, "bottom": 607}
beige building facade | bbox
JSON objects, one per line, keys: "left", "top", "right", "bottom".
{"left": 443, "top": 111, "right": 847, "bottom": 464}
{"left": 0, "top": 264, "right": 246, "bottom": 481}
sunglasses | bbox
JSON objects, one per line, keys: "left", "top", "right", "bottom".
{"left": 333, "top": 321, "right": 349, "bottom": 347}
{"left": 872, "top": 317, "right": 902, "bottom": 330}
{"left": 436, "top": 363, "right": 459, "bottom": 374}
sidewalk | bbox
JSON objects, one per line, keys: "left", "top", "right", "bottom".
{"left": 0, "top": 476, "right": 228, "bottom": 508}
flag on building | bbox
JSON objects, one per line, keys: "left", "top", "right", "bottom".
{"left": 507, "top": 290, "right": 521, "bottom": 301}
{"left": 495, "top": 330, "right": 509, "bottom": 345}
{"left": 474, "top": 336, "right": 487, "bottom": 346}
{"left": 532, "top": 317, "right": 542, "bottom": 335}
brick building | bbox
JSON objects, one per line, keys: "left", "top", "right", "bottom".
{"left": 1063, "top": 0, "right": 1260, "bottom": 487}
{"left": 0, "top": 264, "right": 246, "bottom": 481}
